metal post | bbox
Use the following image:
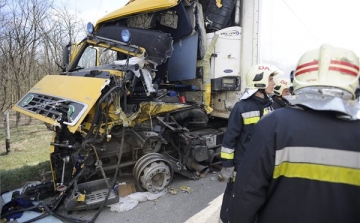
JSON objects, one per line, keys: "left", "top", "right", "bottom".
{"left": 4, "top": 111, "right": 10, "bottom": 153}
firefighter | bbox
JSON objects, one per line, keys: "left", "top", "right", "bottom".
{"left": 227, "top": 44, "right": 360, "bottom": 223}
{"left": 218, "top": 63, "right": 279, "bottom": 223}
{"left": 271, "top": 77, "right": 292, "bottom": 109}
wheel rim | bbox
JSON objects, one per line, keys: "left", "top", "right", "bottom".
{"left": 133, "top": 153, "right": 173, "bottom": 193}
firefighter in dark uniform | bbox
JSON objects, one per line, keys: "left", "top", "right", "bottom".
{"left": 228, "top": 44, "right": 360, "bottom": 223}
{"left": 218, "top": 64, "right": 280, "bottom": 223}
{"left": 271, "top": 77, "right": 292, "bottom": 109}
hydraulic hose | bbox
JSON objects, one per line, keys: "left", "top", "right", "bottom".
{"left": 88, "top": 83, "right": 127, "bottom": 223}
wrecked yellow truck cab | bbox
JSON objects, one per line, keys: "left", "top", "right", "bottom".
{"left": 12, "top": 0, "right": 247, "bottom": 216}
{"left": 13, "top": 75, "right": 110, "bottom": 133}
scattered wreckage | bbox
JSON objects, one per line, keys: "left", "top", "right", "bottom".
{"left": 6, "top": 0, "right": 248, "bottom": 220}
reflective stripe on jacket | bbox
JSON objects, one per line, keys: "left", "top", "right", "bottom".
{"left": 228, "top": 107, "right": 360, "bottom": 223}
{"left": 220, "top": 95, "right": 273, "bottom": 168}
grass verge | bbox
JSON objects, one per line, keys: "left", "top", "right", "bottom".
{"left": 0, "top": 161, "right": 50, "bottom": 193}
{"left": 0, "top": 124, "right": 52, "bottom": 193}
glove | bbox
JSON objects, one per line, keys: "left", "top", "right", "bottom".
{"left": 217, "top": 166, "right": 235, "bottom": 183}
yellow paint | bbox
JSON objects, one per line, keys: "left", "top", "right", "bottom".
{"left": 49, "top": 132, "right": 56, "bottom": 153}
{"left": 12, "top": 75, "right": 109, "bottom": 133}
{"left": 95, "top": 0, "right": 179, "bottom": 30}
{"left": 86, "top": 39, "right": 145, "bottom": 58}
{"left": 77, "top": 194, "right": 86, "bottom": 202}
{"left": 70, "top": 42, "right": 80, "bottom": 63}
{"left": 12, "top": 106, "right": 59, "bottom": 126}
{"left": 203, "top": 84, "right": 213, "bottom": 114}
{"left": 49, "top": 134, "right": 57, "bottom": 191}
{"left": 204, "top": 84, "right": 211, "bottom": 105}
{"left": 200, "top": 34, "right": 218, "bottom": 114}
{"left": 79, "top": 101, "right": 191, "bottom": 139}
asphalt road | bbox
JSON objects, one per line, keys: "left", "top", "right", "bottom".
{"left": 2, "top": 170, "right": 226, "bottom": 223}
{"left": 51, "top": 171, "right": 226, "bottom": 223}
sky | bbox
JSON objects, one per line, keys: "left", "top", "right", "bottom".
{"left": 63, "top": 0, "right": 128, "bottom": 24}
{"left": 58, "top": 0, "right": 360, "bottom": 76}
{"left": 260, "top": 0, "right": 360, "bottom": 75}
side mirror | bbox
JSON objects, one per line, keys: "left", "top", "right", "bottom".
{"left": 62, "top": 42, "right": 72, "bottom": 72}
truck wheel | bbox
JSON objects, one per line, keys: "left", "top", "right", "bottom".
{"left": 133, "top": 153, "right": 173, "bottom": 193}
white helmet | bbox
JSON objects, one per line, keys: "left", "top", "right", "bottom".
{"left": 293, "top": 44, "right": 360, "bottom": 99}
{"left": 241, "top": 64, "right": 280, "bottom": 99}
{"left": 273, "top": 78, "right": 292, "bottom": 96}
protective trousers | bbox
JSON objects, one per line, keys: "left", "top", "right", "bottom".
{"left": 220, "top": 182, "right": 233, "bottom": 223}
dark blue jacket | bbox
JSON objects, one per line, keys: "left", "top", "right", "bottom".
{"left": 271, "top": 95, "right": 291, "bottom": 109}
{"left": 220, "top": 95, "right": 273, "bottom": 168}
{"left": 228, "top": 107, "right": 360, "bottom": 223}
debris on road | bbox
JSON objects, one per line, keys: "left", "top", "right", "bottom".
{"left": 179, "top": 185, "right": 193, "bottom": 194}
{"left": 108, "top": 190, "right": 167, "bottom": 213}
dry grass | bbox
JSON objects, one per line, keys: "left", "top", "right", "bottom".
{"left": 0, "top": 124, "right": 53, "bottom": 193}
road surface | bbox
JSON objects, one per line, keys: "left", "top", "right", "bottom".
{"left": 2, "top": 171, "right": 226, "bottom": 223}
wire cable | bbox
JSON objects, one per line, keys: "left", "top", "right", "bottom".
{"left": 280, "top": 0, "right": 320, "bottom": 44}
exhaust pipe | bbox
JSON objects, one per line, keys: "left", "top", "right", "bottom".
{"left": 186, "top": 158, "right": 208, "bottom": 174}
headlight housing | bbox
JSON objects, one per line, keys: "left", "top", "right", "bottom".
{"left": 121, "top": 29, "right": 131, "bottom": 43}
{"left": 87, "top": 22, "right": 94, "bottom": 34}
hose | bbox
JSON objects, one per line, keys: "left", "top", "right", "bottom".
{"left": 88, "top": 81, "right": 127, "bottom": 223}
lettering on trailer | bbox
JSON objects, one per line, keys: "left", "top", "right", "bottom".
{"left": 219, "top": 30, "right": 240, "bottom": 37}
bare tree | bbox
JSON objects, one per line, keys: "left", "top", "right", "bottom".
{"left": 40, "top": 4, "right": 84, "bottom": 74}
{"left": 0, "top": 0, "right": 10, "bottom": 112}
{"left": 0, "top": 0, "right": 86, "bottom": 125}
